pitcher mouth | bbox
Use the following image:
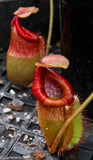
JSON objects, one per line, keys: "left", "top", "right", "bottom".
{"left": 11, "top": 16, "right": 39, "bottom": 42}
{"left": 32, "top": 67, "right": 74, "bottom": 108}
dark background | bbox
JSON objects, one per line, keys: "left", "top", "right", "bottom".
{"left": 61, "top": 1, "right": 93, "bottom": 119}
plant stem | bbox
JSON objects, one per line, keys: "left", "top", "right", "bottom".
{"left": 49, "top": 92, "right": 93, "bottom": 154}
{"left": 46, "top": 0, "right": 54, "bottom": 55}
{"left": 59, "top": 0, "right": 62, "bottom": 51}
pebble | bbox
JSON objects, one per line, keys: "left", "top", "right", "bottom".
{"left": 23, "top": 135, "right": 28, "bottom": 141}
{"left": 24, "top": 112, "right": 28, "bottom": 116}
{"left": 8, "top": 133, "right": 13, "bottom": 138}
{"left": 2, "top": 139, "right": 5, "bottom": 143}
{"left": 0, "top": 92, "right": 4, "bottom": 96}
{"left": 23, "top": 93, "right": 27, "bottom": 97}
{"left": 0, "top": 103, "right": 4, "bottom": 107}
{"left": 1, "top": 136, "right": 5, "bottom": 143}
{"left": 26, "top": 115, "right": 30, "bottom": 120}
{"left": 18, "top": 95, "right": 23, "bottom": 98}
{"left": 7, "top": 115, "right": 14, "bottom": 120}
{"left": 16, "top": 117, "right": 20, "bottom": 122}
{"left": 29, "top": 137, "right": 33, "bottom": 141}
{"left": 3, "top": 108, "right": 11, "bottom": 113}
{"left": 8, "top": 132, "right": 16, "bottom": 138}
{"left": 0, "top": 79, "right": 4, "bottom": 84}
{"left": 10, "top": 89, "right": 16, "bottom": 95}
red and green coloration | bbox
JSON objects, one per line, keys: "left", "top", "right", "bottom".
{"left": 32, "top": 54, "right": 93, "bottom": 155}
{"left": 7, "top": 7, "right": 46, "bottom": 87}
{"left": 32, "top": 65, "right": 83, "bottom": 154}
